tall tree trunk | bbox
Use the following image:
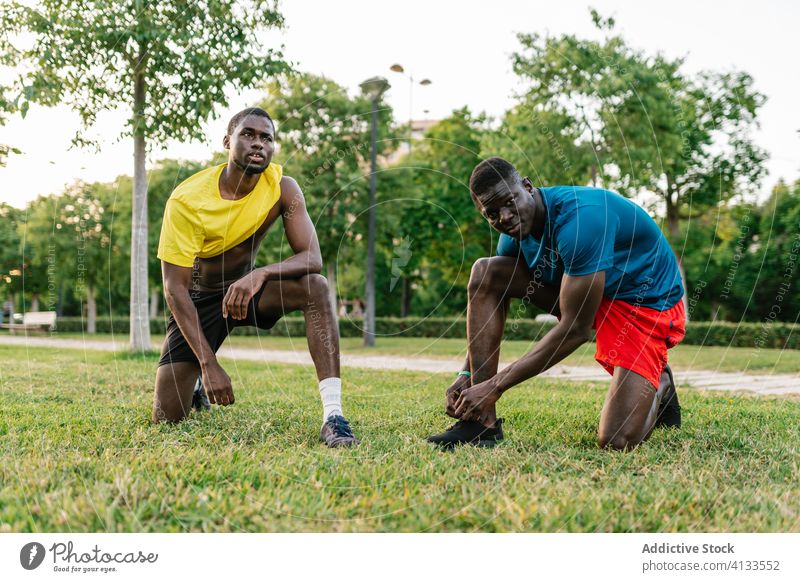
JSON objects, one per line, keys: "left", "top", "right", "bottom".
{"left": 87, "top": 285, "right": 97, "bottom": 334}
{"left": 326, "top": 262, "right": 338, "bottom": 326}
{"left": 364, "top": 98, "right": 378, "bottom": 347}
{"left": 149, "top": 288, "right": 160, "bottom": 319}
{"left": 401, "top": 278, "right": 411, "bottom": 317}
{"left": 130, "top": 47, "right": 151, "bottom": 351}
{"left": 665, "top": 185, "right": 689, "bottom": 317}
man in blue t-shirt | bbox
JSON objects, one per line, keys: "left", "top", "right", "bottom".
{"left": 427, "top": 157, "right": 686, "bottom": 451}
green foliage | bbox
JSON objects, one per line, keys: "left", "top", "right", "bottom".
{"left": 507, "top": 11, "right": 767, "bottom": 243}
{"left": 12, "top": 160, "right": 209, "bottom": 317}
{"left": 258, "top": 72, "right": 393, "bottom": 269}
{"left": 1, "top": 0, "right": 290, "bottom": 348}
{"left": 2, "top": 0, "right": 289, "bottom": 148}
{"left": 52, "top": 315, "right": 800, "bottom": 349}
{"left": 745, "top": 179, "right": 800, "bottom": 321}
{"left": 380, "top": 108, "right": 495, "bottom": 316}
{"left": 0, "top": 203, "right": 23, "bottom": 298}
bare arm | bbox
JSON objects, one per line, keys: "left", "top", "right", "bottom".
{"left": 454, "top": 271, "right": 605, "bottom": 421}
{"left": 261, "top": 176, "right": 323, "bottom": 279}
{"left": 163, "top": 261, "right": 233, "bottom": 404}
{"left": 490, "top": 270, "right": 605, "bottom": 393}
{"left": 222, "top": 177, "right": 323, "bottom": 319}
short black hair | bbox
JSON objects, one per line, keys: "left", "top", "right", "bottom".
{"left": 227, "top": 107, "right": 274, "bottom": 135}
{"left": 469, "top": 157, "right": 520, "bottom": 197}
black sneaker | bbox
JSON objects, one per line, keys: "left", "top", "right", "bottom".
{"left": 655, "top": 365, "right": 681, "bottom": 429}
{"left": 426, "top": 419, "right": 504, "bottom": 449}
{"left": 192, "top": 377, "right": 211, "bottom": 411}
{"left": 320, "top": 415, "right": 359, "bottom": 447}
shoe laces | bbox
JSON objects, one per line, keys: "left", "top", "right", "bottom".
{"left": 327, "top": 415, "right": 354, "bottom": 438}
{"left": 445, "top": 419, "right": 469, "bottom": 431}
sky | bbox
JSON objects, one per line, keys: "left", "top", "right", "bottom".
{"left": 1, "top": 0, "right": 798, "bottom": 208}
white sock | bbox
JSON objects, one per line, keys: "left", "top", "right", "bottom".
{"left": 319, "top": 377, "right": 343, "bottom": 422}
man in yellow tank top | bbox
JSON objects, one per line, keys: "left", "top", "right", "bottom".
{"left": 153, "top": 107, "right": 358, "bottom": 447}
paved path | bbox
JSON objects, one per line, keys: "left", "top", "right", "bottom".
{"left": 1, "top": 335, "right": 797, "bottom": 396}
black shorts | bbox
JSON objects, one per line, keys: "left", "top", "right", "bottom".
{"left": 158, "top": 284, "right": 279, "bottom": 367}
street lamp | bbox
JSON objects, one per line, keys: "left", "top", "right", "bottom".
{"left": 389, "top": 63, "right": 432, "bottom": 153}
{"left": 389, "top": 65, "right": 432, "bottom": 317}
{"left": 359, "top": 76, "right": 390, "bottom": 347}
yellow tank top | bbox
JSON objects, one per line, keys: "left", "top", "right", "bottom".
{"left": 157, "top": 162, "right": 283, "bottom": 267}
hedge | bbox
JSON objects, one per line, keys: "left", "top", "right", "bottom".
{"left": 51, "top": 316, "right": 799, "bottom": 349}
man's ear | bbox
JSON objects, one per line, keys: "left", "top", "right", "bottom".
{"left": 521, "top": 177, "right": 534, "bottom": 193}
{"left": 222, "top": 134, "right": 230, "bottom": 150}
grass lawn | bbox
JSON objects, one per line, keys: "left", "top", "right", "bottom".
{"left": 1, "top": 345, "right": 798, "bottom": 532}
{"left": 44, "top": 331, "right": 800, "bottom": 374}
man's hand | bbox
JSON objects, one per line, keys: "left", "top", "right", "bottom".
{"left": 445, "top": 374, "right": 471, "bottom": 418}
{"left": 222, "top": 270, "right": 267, "bottom": 320}
{"left": 454, "top": 379, "right": 501, "bottom": 426}
{"left": 202, "top": 362, "right": 235, "bottom": 406}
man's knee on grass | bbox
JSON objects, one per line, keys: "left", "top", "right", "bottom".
{"left": 152, "top": 365, "right": 196, "bottom": 424}
{"left": 151, "top": 396, "right": 190, "bottom": 424}
{"left": 597, "top": 427, "right": 644, "bottom": 451}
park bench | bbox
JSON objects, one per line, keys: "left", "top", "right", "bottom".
{"left": 0, "top": 311, "right": 57, "bottom": 335}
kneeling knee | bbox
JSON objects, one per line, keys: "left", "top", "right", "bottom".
{"left": 151, "top": 410, "right": 187, "bottom": 424}
{"left": 299, "top": 273, "right": 330, "bottom": 305}
{"left": 598, "top": 430, "right": 642, "bottom": 452}
{"left": 468, "top": 258, "right": 495, "bottom": 296}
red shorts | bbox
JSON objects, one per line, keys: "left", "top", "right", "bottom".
{"left": 592, "top": 297, "right": 686, "bottom": 390}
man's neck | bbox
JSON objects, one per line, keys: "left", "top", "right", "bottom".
{"left": 530, "top": 187, "right": 547, "bottom": 240}
{"left": 219, "top": 161, "right": 261, "bottom": 200}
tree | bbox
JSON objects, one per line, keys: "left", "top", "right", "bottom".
{"left": 259, "top": 72, "right": 394, "bottom": 316}
{"left": 0, "top": 203, "right": 23, "bottom": 313}
{"left": 510, "top": 11, "right": 767, "bottom": 302}
{"left": 22, "top": 183, "right": 119, "bottom": 332}
{"left": 747, "top": 179, "right": 800, "bottom": 323}
{"left": 483, "top": 106, "right": 594, "bottom": 186}
{"left": 2, "top": 0, "right": 289, "bottom": 350}
{"left": 388, "top": 108, "right": 492, "bottom": 316}
{"left": 110, "top": 159, "right": 207, "bottom": 320}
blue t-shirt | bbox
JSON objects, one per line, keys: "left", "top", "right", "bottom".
{"left": 496, "top": 186, "right": 684, "bottom": 311}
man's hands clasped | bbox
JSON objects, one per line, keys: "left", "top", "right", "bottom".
{"left": 454, "top": 380, "right": 501, "bottom": 426}
{"left": 445, "top": 373, "right": 502, "bottom": 426}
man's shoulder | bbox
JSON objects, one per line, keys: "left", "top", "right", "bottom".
{"left": 543, "top": 186, "right": 623, "bottom": 224}
{"left": 542, "top": 185, "right": 617, "bottom": 205}
{"left": 278, "top": 172, "right": 298, "bottom": 192}
{"left": 278, "top": 173, "right": 306, "bottom": 206}
{"left": 170, "top": 164, "right": 224, "bottom": 203}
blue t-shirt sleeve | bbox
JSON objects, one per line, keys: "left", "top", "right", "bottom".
{"left": 496, "top": 233, "right": 521, "bottom": 258}
{"left": 556, "top": 205, "right": 617, "bottom": 276}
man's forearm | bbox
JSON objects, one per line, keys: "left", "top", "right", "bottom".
{"left": 490, "top": 322, "right": 591, "bottom": 393}
{"left": 165, "top": 287, "right": 219, "bottom": 369}
{"left": 258, "top": 250, "right": 322, "bottom": 281}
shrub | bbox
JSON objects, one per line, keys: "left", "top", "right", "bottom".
{"left": 52, "top": 316, "right": 799, "bottom": 349}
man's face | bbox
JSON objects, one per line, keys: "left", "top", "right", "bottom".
{"left": 224, "top": 115, "right": 275, "bottom": 175}
{"left": 474, "top": 175, "right": 537, "bottom": 240}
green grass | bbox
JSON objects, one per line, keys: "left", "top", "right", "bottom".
{"left": 1, "top": 345, "right": 799, "bottom": 532}
{"left": 46, "top": 332, "right": 800, "bottom": 374}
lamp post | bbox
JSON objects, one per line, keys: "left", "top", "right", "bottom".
{"left": 389, "top": 64, "right": 432, "bottom": 317}
{"left": 359, "top": 76, "right": 390, "bottom": 347}
{"left": 389, "top": 63, "right": 431, "bottom": 156}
